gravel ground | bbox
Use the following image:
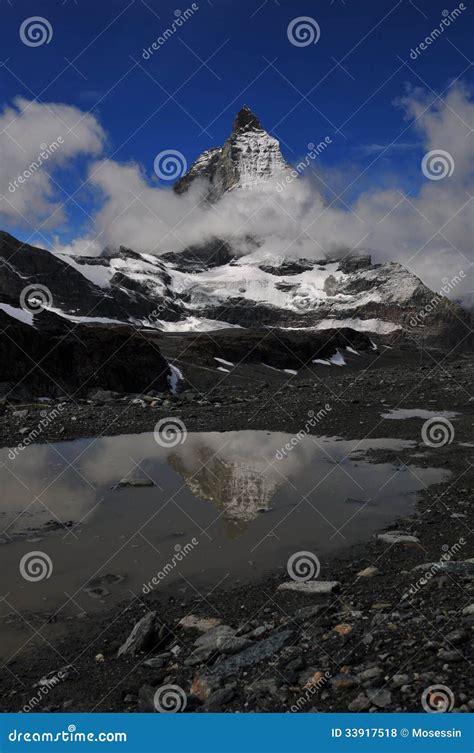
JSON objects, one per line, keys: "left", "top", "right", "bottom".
{"left": 0, "top": 353, "right": 472, "bottom": 713}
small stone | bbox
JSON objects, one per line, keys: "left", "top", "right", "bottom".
{"left": 94, "top": 653, "right": 105, "bottom": 663}
{"left": 190, "top": 674, "right": 220, "bottom": 702}
{"left": 366, "top": 688, "right": 392, "bottom": 708}
{"left": 333, "top": 623, "right": 352, "bottom": 636}
{"left": 178, "top": 614, "right": 221, "bottom": 632}
{"left": 295, "top": 605, "right": 324, "bottom": 620}
{"left": 138, "top": 684, "right": 156, "bottom": 712}
{"left": 203, "top": 686, "right": 235, "bottom": 710}
{"left": 358, "top": 666, "right": 382, "bottom": 682}
{"left": 193, "top": 625, "right": 235, "bottom": 652}
{"left": 391, "top": 674, "right": 410, "bottom": 688}
{"left": 348, "top": 693, "right": 370, "bottom": 711}
{"left": 357, "top": 566, "right": 379, "bottom": 578}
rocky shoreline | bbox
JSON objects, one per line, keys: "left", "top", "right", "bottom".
{"left": 0, "top": 356, "right": 472, "bottom": 713}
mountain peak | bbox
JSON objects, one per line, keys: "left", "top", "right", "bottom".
{"left": 232, "top": 105, "right": 262, "bottom": 133}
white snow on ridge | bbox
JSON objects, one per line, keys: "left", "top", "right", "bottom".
{"left": 54, "top": 253, "right": 114, "bottom": 289}
{"left": 313, "top": 318, "right": 400, "bottom": 334}
{"left": 154, "top": 316, "right": 243, "bottom": 332}
{"left": 0, "top": 303, "right": 35, "bottom": 327}
{"left": 215, "top": 357, "right": 235, "bottom": 367}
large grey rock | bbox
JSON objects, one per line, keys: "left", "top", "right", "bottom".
{"left": 212, "top": 629, "right": 293, "bottom": 678}
{"left": 117, "top": 611, "right": 158, "bottom": 657}
{"left": 377, "top": 531, "right": 420, "bottom": 545}
{"left": 278, "top": 581, "right": 340, "bottom": 595}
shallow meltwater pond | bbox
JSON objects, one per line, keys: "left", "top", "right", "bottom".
{"left": 0, "top": 431, "right": 449, "bottom": 659}
{"left": 381, "top": 408, "right": 459, "bottom": 420}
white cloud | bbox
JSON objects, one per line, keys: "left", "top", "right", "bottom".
{"left": 3, "top": 85, "right": 473, "bottom": 303}
{"left": 0, "top": 96, "right": 105, "bottom": 228}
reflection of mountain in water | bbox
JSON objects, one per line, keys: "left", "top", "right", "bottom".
{"left": 168, "top": 445, "right": 281, "bottom": 536}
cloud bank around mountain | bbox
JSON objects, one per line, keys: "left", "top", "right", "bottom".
{"left": 0, "top": 84, "right": 472, "bottom": 302}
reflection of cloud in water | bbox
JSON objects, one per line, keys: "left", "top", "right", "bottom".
{"left": 0, "top": 432, "right": 420, "bottom": 537}
{"left": 0, "top": 443, "right": 96, "bottom": 535}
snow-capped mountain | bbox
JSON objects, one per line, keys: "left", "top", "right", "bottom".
{"left": 0, "top": 105, "right": 471, "bottom": 397}
{"left": 174, "top": 105, "right": 291, "bottom": 200}
{"left": 0, "top": 230, "right": 468, "bottom": 343}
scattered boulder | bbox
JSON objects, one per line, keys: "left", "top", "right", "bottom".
{"left": 117, "top": 611, "right": 161, "bottom": 657}
{"left": 377, "top": 532, "right": 420, "bottom": 545}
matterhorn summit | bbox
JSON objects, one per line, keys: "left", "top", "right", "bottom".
{"left": 174, "top": 105, "right": 291, "bottom": 200}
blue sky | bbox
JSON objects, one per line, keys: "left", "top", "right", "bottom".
{"left": 0, "top": 0, "right": 472, "bottom": 248}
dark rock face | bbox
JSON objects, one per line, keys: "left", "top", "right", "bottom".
{"left": 174, "top": 105, "right": 291, "bottom": 201}
{"left": 0, "top": 310, "right": 170, "bottom": 399}
{"left": 161, "top": 239, "right": 237, "bottom": 272}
